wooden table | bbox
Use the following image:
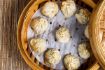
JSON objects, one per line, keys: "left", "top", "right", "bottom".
{"left": 0, "top": 0, "right": 31, "bottom": 70}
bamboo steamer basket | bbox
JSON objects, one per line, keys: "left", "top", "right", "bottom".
{"left": 17, "top": 0, "right": 104, "bottom": 70}
{"left": 89, "top": 0, "right": 105, "bottom": 69}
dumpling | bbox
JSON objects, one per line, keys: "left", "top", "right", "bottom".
{"left": 30, "top": 38, "right": 47, "bottom": 54}
{"left": 64, "top": 54, "right": 80, "bottom": 70}
{"left": 75, "top": 9, "right": 90, "bottom": 24}
{"left": 84, "top": 26, "right": 89, "bottom": 39}
{"left": 41, "top": 1, "right": 59, "bottom": 18}
{"left": 61, "top": 0, "right": 76, "bottom": 18}
{"left": 78, "top": 43, "right": 90, "bottom": 59}
{"left": 44, "top": 49, "right": 61, "bottom": 66}
{"left": 56, "top": 26, "right": 70, "bottom": 43}
{"left": 30, "top": 17, "right": 48, "bottom": 35}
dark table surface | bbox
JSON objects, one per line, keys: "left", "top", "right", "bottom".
{"left": 0, "top": 0, "right": 31, "bottom": 70}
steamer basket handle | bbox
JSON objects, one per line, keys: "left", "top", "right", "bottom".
{"left": 82, "top": 0, "right": 97, "bottom": 8}
{"left": 88, "top": 62, "right": 100, "bottom": 70}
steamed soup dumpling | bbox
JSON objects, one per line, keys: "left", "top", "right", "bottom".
{"left": 75, "top": 9, "right": 90, "bottom": 24}
{"left": 44, "top": 49, "right": 61, "bottom": 66}
{"left": 41, "top": 1, "right": 59, "bottom": 18}
{"left": 64, "top": 54, "right": 80, "bottom": 70}
{"left": 30, "top": 38, "right": 47, "bottom": 54}
{"left": 61, "top": 0, "right": 76, "bottom": 18}
{"left": 30, "top": 17, "right": 48, "bottom": 35}
{"left": 56, "top": 26, "right": 70, "bottom": 43}
{"left": 84, "top": 26, "right": 89, "bottom": 39}
{"left": 78, "top": 43, "right": 90, "bottom": 59}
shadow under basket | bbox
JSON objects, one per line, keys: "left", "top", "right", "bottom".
{"left": 17, "top": 0, "right": 101, "bottom": 70}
